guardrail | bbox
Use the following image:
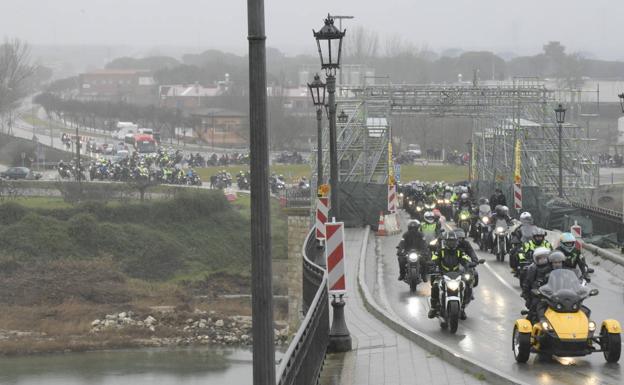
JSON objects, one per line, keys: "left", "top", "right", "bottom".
{"left": 276, "top": 228, "right": 329, "bottom": 385}
{"left": 278, "top": 187, "right": 312, "bottom": 209}
{"left": 569, "top": 200, "right": 623, "bottom": 220}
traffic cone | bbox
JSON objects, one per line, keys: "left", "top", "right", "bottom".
{"left": 377, "top": 211, "right": 387, "bottom": 236}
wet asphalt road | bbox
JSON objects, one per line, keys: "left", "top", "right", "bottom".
{"left": 376, "top": 211, "right": 624, "bottom": 385}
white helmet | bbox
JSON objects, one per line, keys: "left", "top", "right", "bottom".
{"left": 533, "top": 247, "right": 551, "bottom": 266}
{"left": 460, "top": 193, "right": 469, "bottom": 200}
{"left": 424, "top": 211, "right": 435, "bottom": 223}
{"left": 519, "top": 212, "right": 533, "bottom": 224}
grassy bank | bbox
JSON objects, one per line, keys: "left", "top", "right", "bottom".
{"left": 196, "top": 164, "right": 311, "bottom": 184}
{"left": 0, "top": 190, "right": 288, "bottom": 355}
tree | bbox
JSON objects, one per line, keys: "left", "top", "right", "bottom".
{"left": 0, "top": 39, "right": 36, "bottom": 119}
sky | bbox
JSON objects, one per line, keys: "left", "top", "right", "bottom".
{"left": 1, "top": 0, "right": 622, "bottom": 60}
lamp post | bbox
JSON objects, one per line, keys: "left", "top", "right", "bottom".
{"left": 247, "top": 1, "right": 275, "bottom": 384}
{"left": 466, "top": 140, "right": 472, "bottom": 181}
{"left": 308, "top": 73, "right": 326, "bottom": 186}
{"left": 338, "top": 110, "right": 348, "bottom": 124}
{"left": 314, "top": 14, "right": 351, "bottom": 353}
{"left": 555, "top": 104, "right": 566, "bottom": 198}
{"left": 314, "top": 14, "right": 345, "bottom": 220}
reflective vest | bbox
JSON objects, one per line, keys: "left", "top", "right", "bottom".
{"left": 431, "top": 248, "right": 471, "bottom": 272}
{"left": 519, "top": 240, "right": 552, "bottom": 261}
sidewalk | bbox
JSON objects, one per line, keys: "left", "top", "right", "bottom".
{"left": 320, "top": 228, "right": 485, "bottom": 385}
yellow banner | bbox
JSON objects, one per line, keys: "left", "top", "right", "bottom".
{"left": 514, "top": 139, "right": 522, "bottom": 184}
{"left": 388, "top": 141, "right": 394, "bottom": 185}
{"left": 471, "top": 141, "right": 477, "bottom": 181}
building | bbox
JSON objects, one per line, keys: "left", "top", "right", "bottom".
{"left": 190, "top": 107, "right": 247, "bottom": 147}
{"left": 79, "top": 69, "right": 156, "bottom": 105}
{"left": 159, "top": 74, "right": 232, "bottom": 111}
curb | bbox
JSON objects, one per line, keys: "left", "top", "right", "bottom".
{"left": 355, "top": 227, "right": 530, "bottom": 385}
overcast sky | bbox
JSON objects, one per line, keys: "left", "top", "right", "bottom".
{"left": 1, "top": 0, "right": 622, "bottom": 60}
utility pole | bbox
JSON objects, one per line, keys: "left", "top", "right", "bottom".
{"left": 247, "top": 1, "right": 275, "bottom": 385}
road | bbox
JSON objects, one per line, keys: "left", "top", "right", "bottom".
{"left": 374, "top": 211, "right": 624, "bottom": 385}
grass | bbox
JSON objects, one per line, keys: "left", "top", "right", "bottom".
{"left": 398, "top": 164, "right": 468, "bottom": 183}
{"left": 2, "top": 197, "right": 71, "bottom": 209}
{"left": 196, "top": 164, "right": 311, "bottom": 184}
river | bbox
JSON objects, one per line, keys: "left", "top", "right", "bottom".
{"left": 0, "top": 347, "right": 282, "bottom": 385}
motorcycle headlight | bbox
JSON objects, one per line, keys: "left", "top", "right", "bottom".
{"left": 399, "top": 193, "right": 404, "bottom": 198}
{"left": 444, "top": 199, "right": 450, "bottom": 204}
{"left": 496, "top": 226, "right": 504, "bottom": 233}
{"left": 429, "top": 239, "right": 438, "bottom": 246}
{"left": 437, "top": 199, "right": 443, "bottom": 204}
{"left": 408, "top": 253, "right": 419, "bottom": 262}
{"left": 588, "top": 321, "right": 596, "bottom": 332}
{"left": 541, "top": 321, "right": 551, "bottom": 331}
{"left": 416, "top": 206, "right": 422, "bottom": 212}
{"left": 460, "top": 214, "right": 468, "bottom": 220}
{"left": 446, "top": 280, "right": 460, "bottom": 292}
{"left": 463, "top": 273, "right": 471, "bottom": 281}
{"left": 482, "top": 217, "right": 489, "bottom": 224}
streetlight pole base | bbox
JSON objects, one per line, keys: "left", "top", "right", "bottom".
{"left": 328, "top": 294, "right": 352, "bottom": 353}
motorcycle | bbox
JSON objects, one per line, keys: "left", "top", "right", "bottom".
{"left": 476, "top": 215, "right": 491, "bottom": 251}
{"left": 403, "top": 249, "right": 426, "bottom": 293}
{"left": 492, "top": 219, "right": 510, "bottom": 262}
{"left": 432, "top": 259, "right": 485, "bottom": 333}
{"left": 456, "top": 208, "right": 472, "bottom": 234}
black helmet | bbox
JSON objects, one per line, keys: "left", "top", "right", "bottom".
{"left": 443, "top": 231, "right": 459, "bottom": 249}
{"left": 500, "top": 205, "right": 509, "bottom": 216}
{"left": 408, "top": 220, "right": 421, "bottom": 231}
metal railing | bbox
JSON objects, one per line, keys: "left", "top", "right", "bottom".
{"left": 276, "top": 228, "right": 329, "bottom": 385}
{"left": 279, "top": 188, "right": 312, "bottom": 208}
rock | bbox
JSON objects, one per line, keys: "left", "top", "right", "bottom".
{"left": 127, "top": 311, "right": 135, "bottom": 317}
{"left": 186, "top": 318, "right": 194, "bottom": 324}
{"left": 118, "top": 312, "right": 127, "bottom": 319}
{"left": 104, "top": 319, "right": 116, "bottom": 327}
{"left": 198, "top": 320, "right": 207, "bottom": 328}
{"left": 215, "top": 319, "right": 224, "bottom": 327}
{"left": 144, "top": 316, "right": 157, "bottom": 326}
{"left": 105, "top": 314, "right": 117, "bottom": 321}
{"left": 241, "top": 334, "right": 249, "bottom": 342}
{"left": 149, "top": 325, "right": 156, "bottom": 332}
{"left": 91, "top": 319, "right": 101, "bottom": 327}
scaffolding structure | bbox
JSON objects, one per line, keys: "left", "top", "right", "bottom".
{"left": 313, "top": 77, "right": 598, "bottom": 200}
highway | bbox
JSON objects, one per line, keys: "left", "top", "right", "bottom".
{"left": 374, "top": 211, "right": 624, "bottom": 385}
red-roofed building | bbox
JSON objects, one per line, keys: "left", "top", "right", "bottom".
{"left": 79, "top": 69, "right": 157, "bottom": 105}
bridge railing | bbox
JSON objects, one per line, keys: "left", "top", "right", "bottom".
{"left": 276, "top": 228, "right": 329, "bottom": 385}
{"left": 278, "top": 187, "right": 312, "bottom": 209}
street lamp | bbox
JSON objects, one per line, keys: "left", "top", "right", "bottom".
{"left": 466, "top": 140, "right": 472, "bottom": 181}
{"left": 338, "top": 110, "right": 348, "bottom": 123}
{"left": 618, "top": 93, "right": 624, "bottom": 113}
{"left": 314, "top": 13, "right": 351, "bottom": 354}
{"left": 308, "top": 73, "right": 326, "bottom": 185}
{"left": 554, "top": 103, "right": 566, "bottom": 198}
{"left": 314, "top": 13, "right": 345, "bottom": 220}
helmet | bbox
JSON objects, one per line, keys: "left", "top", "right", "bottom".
{"left": 443, "top": 231, "right": 459, "bottom": 249}
{"left": 454, "top": 228, "right": 466, "bottom": 240}
{"left": 408, "top": 220, "right": 421, "bottom": 231}
{"left": 424, "top": 211, "right": 435, "bottom": 223}
{"left": 559, "top": 233, "right": 576, "bottom": 253}
{"left": 478, "top": 197, "right": 489, "bottom": 205}
{"left": 532, "top": 228, "right": 547, "bottom": 245}
{"left": 533, "top": 247, "right": 551, "bottom": 266}
{"left": 460, "top": 193, "right": 468, "bottom": 200}
{"left": 548, "top": 251, "right": 566, "bottom": 269}
{"left": 519, "top": 212, "right": 533, "bottom": 224}
{"left": 494, "top": 205, "right": 503, "bottom": 214}
{"left": 500, "top": 206, "right": 509, "bottom": 216}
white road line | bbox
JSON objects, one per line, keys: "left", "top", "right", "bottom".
{"left": 482, "top": 261, "right": 520, "bottom": 294}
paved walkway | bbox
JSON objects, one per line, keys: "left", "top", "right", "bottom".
{"left": 320, "top": 228, "right": 486, "bottom": 385}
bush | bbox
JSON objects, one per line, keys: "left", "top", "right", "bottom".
{"left": 0, "top": 202, "right": 26, "bottom": 225}
{"left": 67, "top": 213, "right": 98, "bottom": 250}
{"left": 0, "top": 213, "right": 75, "bottom": 260}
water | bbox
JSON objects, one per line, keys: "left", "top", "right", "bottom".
{"left": 0, "top": 347, "right": 280, "bottom": 385}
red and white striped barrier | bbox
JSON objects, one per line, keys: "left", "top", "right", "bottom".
{"left": 315, "top": 197, "right": 329, "bottom": 241}
{"left": 513, "top": 183, "right": 522, "bottom": 210}
{"left": 325, "top": 220, "right": 346, "bottom": 294}
{"left": 571, "top": 221, "right": 583, "bottom": 249}
{"left": 388, "top": 184, "right": 397, "bottom": 213}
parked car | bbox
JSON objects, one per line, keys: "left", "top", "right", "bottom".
{"left": 407, "top": 143, "right": 422, "bottom": 157}
{"left": 0, "top": 167, "right": 42, "bottom": 180}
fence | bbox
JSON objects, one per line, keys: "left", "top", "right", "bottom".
{"left": 279, "top": 187, "right": 312, "bottom": 209}
{"left": 277, "top": 228, "right": 329, "bottom": 385}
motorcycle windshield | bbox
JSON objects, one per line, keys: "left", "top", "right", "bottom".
{"left": 495, "top": 219, "right": 508, "bottom": 230}
{"left": 478, "top": 204, "right": 490, "bottom": 217}
{"left": 539, "top": 269, "right": 588, "bottom": 300}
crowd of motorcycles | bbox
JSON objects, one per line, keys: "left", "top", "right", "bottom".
{"left": 57, "top": 150, "right": 202, "bottom": 186}
{"left": 209, "top": 170, "right": 311, "bottom": 195}
{"left": 394, "top": 181, "right": 621, "bottom": 363}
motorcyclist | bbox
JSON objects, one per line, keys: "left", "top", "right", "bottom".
{"left": 487, "top": 205, "right": 513, "bottom": 250}
{"left": 454, "top": 193, "right": 472, "bottom": 223}
{"left": 421, "top": 211, "right": 442, "bottom": 242}
{"left": 520, "top": 247, "right": 552, "bottom": 323}
{"left": 489, "top": 188, "right": 507, "bottom": 212}
{"left": 509, "top": 212, "right": 537, "bottom": 272}
{"left": 396, "top": 220, "right": 428, "bottom": 281}
{"left": 428, "top": 231, "right": 473, "bottom": 320}
{"left": 454, "top": 228, "right": 479, "bottom": 287}
{"left": 518, "top": 228, "right": 552, "bottom": 265}
{"left": 557, "top": 232, "right": 591, "bottom": 281}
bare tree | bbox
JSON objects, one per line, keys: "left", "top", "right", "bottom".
{"left": 0, "top": 39, "right": 36, "bottom": 131}
{"left": 346, "top": 26, "right": 379, "bottom": 63}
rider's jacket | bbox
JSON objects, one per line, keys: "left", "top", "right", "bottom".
{"left": 431, "top": 248, "right": 471, "bottom": 272}
{"left": 557, "top": 246, "right": 588, "bottom": 274}
{"left": 521, "top": 264, "right": 552, "bottom": 298}
{"left": 421, "top": 222, "right": 441, "bottom": 236}
{"left": 400, "top": 230, "right": 427, "bottom": 253}
{"left": 518, "top": 240, "right": 553, "bottom": 261}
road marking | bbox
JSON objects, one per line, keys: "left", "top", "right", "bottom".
{"left": 482, "top": 261, "right": 520, "bottom": 294}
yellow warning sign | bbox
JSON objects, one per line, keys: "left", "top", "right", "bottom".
{"left": 514, "top": 139, "right": 522, "bottom": 184}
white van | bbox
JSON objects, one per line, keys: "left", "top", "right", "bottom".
{"left": 114, "top": 122, "right": 138, "bottom": 140}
